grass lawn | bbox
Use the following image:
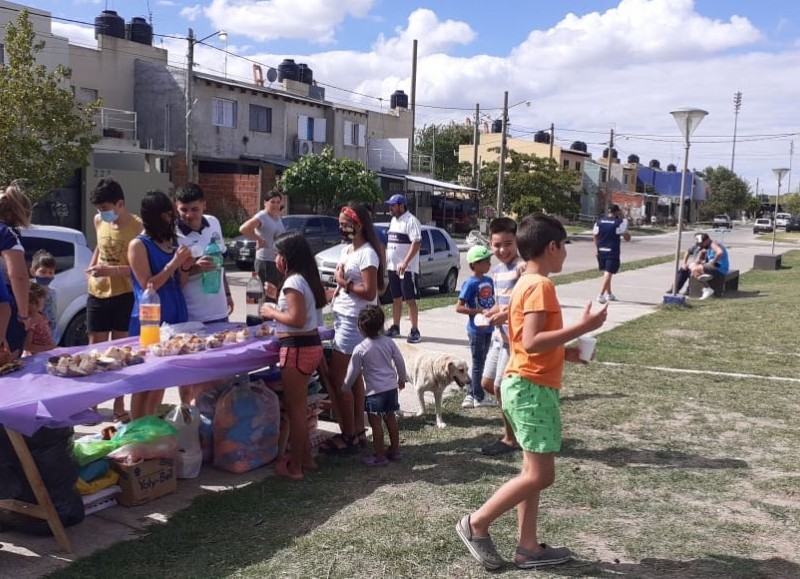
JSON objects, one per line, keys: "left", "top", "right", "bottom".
{"left": 51, "top": 254, "right": 800, "bottom": 578}
{"left": 755, "top": 231, "right": 800, "bottom": 243}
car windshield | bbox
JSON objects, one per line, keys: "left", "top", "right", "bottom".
{"left": 283, "top": 216, "right": 304, "bottom": 230}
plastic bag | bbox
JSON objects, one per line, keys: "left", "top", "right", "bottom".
{"left": 165, "top": 404, "right": 202, "bottom": 478}
{"left": 213, "top": 380, "right": 280, "bottom": 473}
{"left": 196, "top": 381, "right": 233, "bottom": 464}
{"left": 107, "top": 436, "right": 177, "bottom": 465}
{"left": 73, "top": 416, "right": 178, "bottom": 466}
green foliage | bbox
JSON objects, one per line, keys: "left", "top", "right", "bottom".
{"left": 781, "top": 193, "right": 800, "bottom": 216}
{"left": 0, "top": 10, "right": 99, "bottom": 202}
{"left": 414, "top": 122, "right": 474, "bottom": 182}
{"left": 745, "top": 195, "right": 763, "bottom": 217}
{"left": 700, "top": 165, "right": 751, "bottom": 220}
{"left": 478, "top": 149, "right": 580, "bottom": 216}
{"left": 280, "top": 146, "right": 382, "bottom": 214}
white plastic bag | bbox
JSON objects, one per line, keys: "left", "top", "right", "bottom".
{"left": 165, "top": 404, "right": 203, "bottom": 479}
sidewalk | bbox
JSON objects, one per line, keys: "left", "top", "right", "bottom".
{"left": 0, "top": 235, "right": 777, "bottom": 576}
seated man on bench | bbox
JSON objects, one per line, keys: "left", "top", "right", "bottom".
{"left": 690, "top": 232, "right": 729, "bottom": 300}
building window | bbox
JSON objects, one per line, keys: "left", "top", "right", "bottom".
{"left": 249, "top": 104, "right": 272, "bottom": 133}
{"left": 77, "top": 87, "right": 98, "bottom": 105}
{"left": 212, "top": 98, "right": 237, "bottom": 128}
{"left": 562, "top": 159, "right": 570, "bottom": 170}
{"left": 343, "top": 120, "right": 366, "bottom": 147}
{"left": 0, "top": 44, "right": 4, "bottom": 66}
{"left": 600, "top": 168, "right": 608, "bottom": 182}
{"left": 623, "top": 174, "right": 629, "bottom": 185}
{"left": 297, "top": 115, "right": 327, "bottom": 143}
{"left": 575, "top": 161, "right": 581, "bottom": 172}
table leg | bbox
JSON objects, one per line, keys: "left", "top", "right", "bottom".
{"left": 0, "top": 428, "right": 73, "bottom": 553}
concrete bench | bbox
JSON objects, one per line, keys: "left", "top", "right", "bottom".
{"left": 688, "top": 269, "right": 739, "bottom": 298}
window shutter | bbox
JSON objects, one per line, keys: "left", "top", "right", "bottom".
{"left": 313, "top": 118, "right": 326, "bottom": 143}
{"left": 357, "top": 124, "right": 366, "bottom": 147}
{"left": 344, "top": 121, "right": 353, "bottom": 146}
{"left": 297, "top": 115, "right": 309, "bottom": 139}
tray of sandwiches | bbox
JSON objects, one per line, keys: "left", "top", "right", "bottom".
{"left": 149, "top": 324, "right": 274, "bottom": 357}
{"left": 46, "top": 345, "right": 146, "bottom": 377}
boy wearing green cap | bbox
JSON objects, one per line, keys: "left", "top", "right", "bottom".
{"left": 456, "top": 245, "right": 497, "bottom": 408}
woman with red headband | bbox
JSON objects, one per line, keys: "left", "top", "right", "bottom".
{"left": 320, "top": 203, "right": 387, "bottom": 454}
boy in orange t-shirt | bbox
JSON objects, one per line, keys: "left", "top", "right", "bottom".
{"left": 456, "top": 213, "right": 608, "bottom": 571}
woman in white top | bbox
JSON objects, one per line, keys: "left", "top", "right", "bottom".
{"left": 319, "top": 203, "right": 387, "bottom": 455}
{"left": 259, "top": 230, "right": 326, "bottom": 480}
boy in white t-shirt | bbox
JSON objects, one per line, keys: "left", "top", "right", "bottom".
{"left": 385, "top": 194, "right": 423, "bottom": 343}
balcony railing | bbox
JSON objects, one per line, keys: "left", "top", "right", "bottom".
{"left": 94, "top": 108, "right": 137, "bottom": 142}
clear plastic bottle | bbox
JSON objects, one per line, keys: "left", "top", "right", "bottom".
{"left": 201, "top": 234, "right": 223, "bottom": 294}
{"left": 139, "top": 282, "right": 161, "bottom": 347}
{"left": 245, "top": 271, "right": 264, "bottom": 326}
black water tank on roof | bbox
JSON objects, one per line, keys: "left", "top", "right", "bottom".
{"left": 534, "top": 130, "right": 551, "bottom": 144}
{"left": 602, "top": 147, "right": 618, "bottom": 159}
{"left": 492, "top": 119, "right": 504, "bottom": 133}
{"left": 95, "top": 10, "right": 125, "bottom": 39}
{"left": 129, "top": 17, "right": 153, "bottom": 45}
{"left": 297, "top": 63, "right": 313, "bottom": 85}
{"left": 667, "top": 163, "right": 677, "bottom": 172}
{"left": 570, "top": 141, "right": 587, "bottom": 152}
{"left": 649, "top": 159, "right": 661, "bottom": 169}
{"left": 627, "top": 154, "right": 640, "bottom": 164}
{"left": 390, "top": 90, "right": 408, "bottom": 109}
{"left": 278, "top": 59, "right": 300, "bottom": 82}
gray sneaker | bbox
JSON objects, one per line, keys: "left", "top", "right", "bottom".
{"left": 386, "top": 324, "right": 400, "bottom": 338}
{"left": 407, "top": 327, "right": 421, "bottom": 343}
{"left": 698, "top": 274, "right": 713, "bottom": 282}
{"left": 514, "top": 544, "right": 573, "bottom": 569}
{"left": 455, "top": 515, "right": 504, "bottom": 570}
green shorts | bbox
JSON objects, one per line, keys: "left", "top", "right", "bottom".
{"left": 500, "top": 374, "right": 562, "bottom": 453}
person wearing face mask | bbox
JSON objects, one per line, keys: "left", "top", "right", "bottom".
{"left": 128, "top": 190, "right": 191, "bottom": 419}
{"left": 29, "top": 249, "right": 58, "bottom": 343}
{"left": 318, "top": 203, "right": 387, "bottom": 455}
{"left": 86, "top": 178, "right": 142, "bottom": 422}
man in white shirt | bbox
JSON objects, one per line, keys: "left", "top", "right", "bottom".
{"left": 385, "top": 194, "right": 423, "bottom": 343}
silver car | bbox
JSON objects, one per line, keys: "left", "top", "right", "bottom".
{"left": 315, "top": 223, "right": 460, "bottom": 303}
{"left": 20, "top": 225, "right": 94, "bottom": 346}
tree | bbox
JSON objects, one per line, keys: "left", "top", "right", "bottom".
{"left": 780, "top": 193, "right": 800, "bottom": 216}
{"left": 280, "top": 146, "right": 382, "bottom": 214}
{"left": 478, "top": 149, "right": 580, "bottom": 217}
{"left": 0, "top": 10, "right": 99, "bottom": 202}
{"left": 415, "top": 122, "right": 474, "bottom": 182}
{"left": 700, "top": 166, "right": 751, "bottom": 219}
{"left": 745, "top": 195, "right": 762, "bottom": 218}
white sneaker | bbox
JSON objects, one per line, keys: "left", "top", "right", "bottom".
{"left": 700, "top": 287, "right": 715, "bottom": 300}
{"left": 474, "top": 398, "right": 499, "bottom": 408}
{"left": 461, "top": 394, "right": 475, "bottom": 408}
{"left": 604, "top": 293, "right": 617, "bottom": 301}
{"left": 698, "top": 274, "right": 713, "bottom": 282}
{"left": 596, "top": 294, "right": 607, "bottom": 304}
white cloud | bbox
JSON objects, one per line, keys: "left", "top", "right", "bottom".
{"left": 203, "top": 0, "right": 376, "bottom": 43}
{"left": 180, "top": 4, "right": 203, "bottom": 22}
{"left": 52, "top": 21, "right": 96, "bottom": 47}
{"left": 373, "top": 9, "right": 476, "bottom": 57}
{"left": 157, "top": 0, "right": 178, "bottom": 6}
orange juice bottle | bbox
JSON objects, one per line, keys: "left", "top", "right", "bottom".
{"left": 139, "top": 282, "right": 161, "bottom": 348}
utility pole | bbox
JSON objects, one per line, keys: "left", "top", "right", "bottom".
{"left": 407, "top": 39, "right": 418, "bottom": 176}
{"left": 789, "top": 141, "right": 795, "bottom": 194}
{"left": 431, "top": 125, "right": 436, "bottom": 178}
{"left": 549, "top": 122, "right": 554, "bottom": 160}
{"left": 472, "top": 103, "right": 480, "bottom": 187}
{"left": 604, "top": 128, "right": 614, "bottom": 213}
{"left": 495, "top": 91, "right": 508, "bottom": 217}
{"left": 185, "top": 28, "right": 195, "bottom": 183}
{"left": 731, "top": 91, "right": 742, "bottom": 172}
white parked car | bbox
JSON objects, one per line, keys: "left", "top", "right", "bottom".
{"left": 20, "top": 225, "right": 93, "bottom": 346}
{"left": 315, "top": 223, "right": 461, "bottom": 303}
{"left": 775, "top": 212, "right": 791, "bottom": 229}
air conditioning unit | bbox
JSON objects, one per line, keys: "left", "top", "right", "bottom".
{"left": 295, "top": 139, "right": 313, "bottom": 158}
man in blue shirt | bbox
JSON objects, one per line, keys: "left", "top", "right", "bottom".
{"left": 593, "top": 204, "right": 631, "bottom": 303}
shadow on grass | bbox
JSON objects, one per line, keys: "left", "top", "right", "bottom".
{"left": 722, "top": 290, "right": 763, "bottom": 300}
{"left": 560, "top": 392, "right": 629, "bottom": 404}
{"left": 561, "top": 439, "right": 749, "bottom": 469}
{"left": 556, "top": 554, "right": 800, "bottom": 578}
{"left": 398, "top": 412, "right": 502, "bottom": 432}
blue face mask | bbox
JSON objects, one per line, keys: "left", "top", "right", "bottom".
{"left": 35, "top": 276, "right": 53, "bottom": 287}
{"left": 99, "top": 209, "right": 117, "bottom": 223}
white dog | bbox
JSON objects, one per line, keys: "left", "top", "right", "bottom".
{"left": 396, "top": 342, "right": 471, "bottom": 428}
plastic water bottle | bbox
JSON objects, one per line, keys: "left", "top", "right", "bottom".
{"left": 139, "top": 282, "right": 161, "bottom": 347}
{"left": 245, "top": 272, "right": 264, "bottom": 326}
{"left": 201, "top": 234, "right": 223, "bottom": 294}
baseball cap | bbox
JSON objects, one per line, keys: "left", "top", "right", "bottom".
{"left": 385, "top": 194, "right": 407, "bottom": 205}
{"left": 467, "top": 245, "right": 492, "bottom": 264}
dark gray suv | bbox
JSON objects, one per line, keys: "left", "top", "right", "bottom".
{"left": 228, "top": 215, "right": 341, "bottom": 270}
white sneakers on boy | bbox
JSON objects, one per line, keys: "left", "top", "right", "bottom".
{"left": 462, "top": 394, "right": 475, "bottom": 408}
{"left": 699, "top": 287, "right": 715, "bottom": 300}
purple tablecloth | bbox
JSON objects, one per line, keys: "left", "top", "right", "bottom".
{"left": 0, "top": 325, "right": 333, "bottom": 436}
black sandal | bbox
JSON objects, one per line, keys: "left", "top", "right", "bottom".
{"left": 319, "top": 433, "right": 358, "bottom": 455}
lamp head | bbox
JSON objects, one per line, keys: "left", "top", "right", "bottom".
{"left": 670, "top": 108, "right": 708, "bottom": 139}
{"left": 218, "top": 31, "right": 228, "bottom": 42}
{"left": 772, "top": 168, "right": 789, "bottom": 182}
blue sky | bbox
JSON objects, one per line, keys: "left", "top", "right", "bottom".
{"left": 20, "top": 0, "right": 800, "bottom": 192}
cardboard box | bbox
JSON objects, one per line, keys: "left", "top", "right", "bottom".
{"left": 111, "top": 458, "right": 176, "bottom": 506}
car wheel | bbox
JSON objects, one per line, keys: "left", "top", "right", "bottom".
{"left": 61, "top": 310, "right": 88, "bottom": 348}
{"left": 236, "top": 260, "right": 254, "bottom": 271}
{"left": 439, "top": 268, "right": 458, "bottom": 294}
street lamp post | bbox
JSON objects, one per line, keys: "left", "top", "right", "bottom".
{"left": 494, "top": 95, "right": 530, "bottom": 217}
{"left": 666, "top": 108, "right": 708, "bottom": 303}
{"left": 185, "top": 28, "right": 227, "bottom": 183}
{"left": 771, "top": 167, "right": 789, "bottom": 255}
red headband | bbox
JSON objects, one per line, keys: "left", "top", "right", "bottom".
{"left": 341, "top": 206, "right": 362, "bottom": 226}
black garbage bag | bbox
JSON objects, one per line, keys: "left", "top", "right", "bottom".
{"left": 0, "top": 426, "right": 85, "bottom": 534}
